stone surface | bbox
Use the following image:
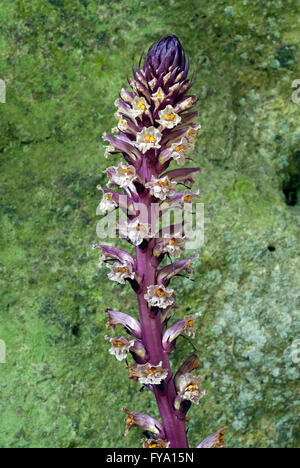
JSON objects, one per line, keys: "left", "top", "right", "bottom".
{"left": 0, "top": 0, "right": 299, "bottom": 448}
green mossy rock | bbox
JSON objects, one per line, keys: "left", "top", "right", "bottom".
{"left": 0, "top": 0, "right": 299, "bottom": 448}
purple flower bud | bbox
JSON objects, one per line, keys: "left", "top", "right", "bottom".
{"left": 105, "top": 308, "right": 142, "bottom": 339}
{"left": 122, "top": 408, "right": 165, "bottom": 439}
{"left": 143, "top": 35, "right": 187, "bottom": 83}
{"left": 175, "top": 354, "right": 202, "bottom": 382}
{"left": 93, "top": 245, "right": 136, "bottom": 268}
{"left": 157, "top": 254, "right": 198, "bottom": 286}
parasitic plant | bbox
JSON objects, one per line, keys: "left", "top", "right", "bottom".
{"left": 94, "top": 35, "right": 227, "bottom": 449}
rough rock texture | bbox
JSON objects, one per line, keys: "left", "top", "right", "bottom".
{"left": 0, "top": 0, "right": 299, "bottom": 448}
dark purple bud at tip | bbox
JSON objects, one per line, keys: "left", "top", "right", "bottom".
{"left": 143, "top": 34, "right": 187, "bottom": 78}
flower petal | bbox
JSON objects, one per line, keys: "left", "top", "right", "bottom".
{"left": 196, "top": 427, "right": 228, "bottom": 448}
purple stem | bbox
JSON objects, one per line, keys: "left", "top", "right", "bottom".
{"left": 134, "top": 158, "right": 189, "bottom": 448}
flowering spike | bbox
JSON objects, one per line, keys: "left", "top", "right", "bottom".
{"left": 94, "top": 35, "right": 227, "bottom": 449}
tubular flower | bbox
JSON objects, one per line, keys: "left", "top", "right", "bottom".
{"left": 128, "top": 361, "right": 168, "bottom": 385}
{"left": 153, "top": 235, "right": 186, "bottom": 258}
{"left": 151, "top": 86, "right": 166, "bottom": 108}
{"left": 104, "top": 144, "right": 115, "bottom": 159}
{"left": 145, "top": 175, "right": 177, "bottom": 200}
{"left": 144, "top": 284, "right": 175, "bottom": 309}
{"left": 106, "top": 260, "right": 135, "bottom": 284}
{"left": 92, "top": 245, "right": 135, "bottom": 267}
{"left": 157, "top": 255, "right": 198, "bottom": 285}
{"left": 104, "top": 335, "right": 135, "bottom": 361}
{"left": 196, "top": 427, "right": 228, "bottom": 448}
{"left": 98, "top": 192, "right": 118, "bottom": 214}
{"left": 119, "top": 218, "right": 151, "bottom": 246}
{"left": 112, "top": 114, "right": 129, "bottom": 134}
{"left": 162, "top": 312, "right": 202, "bottom": 351}
{"left": 135, "top": 126, "right": 162, "bottom": 153}
{"left": 174, "top": 373, "right": 205, "bottom": 407}
{"left": 106, "top": 162, "right": 138, "bottom": 189}
{"left": 160, "top": 189, "right": 199, "bottom": 212}
{"left": 97, "top": 186, "right": 135, "bottom": 215}
{"left": 141, "top": 438, "right": 170, "bottom": 448}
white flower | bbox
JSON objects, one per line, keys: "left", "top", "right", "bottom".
{"left": 119, "top": 218, "right": 151, "bottom": 246}
{"left": 144, "top": 284, "right": 175, "bottom": 309}
{"left": 131, "top": 96, "right": 150, "bottom": 118}
{"left": 106, "top": 162, "right": 137, "bottom": 188}
{"left": 104, "top": 335, "right": 135, "bottom": 361}
{"left": 160, "top": 190, "right": 199, "bottom": 213}
{"left": 169, "top": 137, "right": 192, "bottom": 165}
{"left": 156, "top": 105, "right": 181, "bottom": 129}
{"left": 142, "top": 439, "right": 170, "bottom": 449}
{"left": 98, "top": 193, "right": 118, "bottom": 214}
{"left": 151, "top": 87, "right": 166, "bottom": 108}
{"left": 145, "top": 175, "right": 177, "bottom": 201}
{"left": 135, "top": 126, "right": 162, "bottom": 154}
{"left": 128, "top": 361, "right": 168, "bottom": 385}
{"left": 166, "top": 237, "right": 185, "bottom": 255}
{"left": 106, "top": 261, "right": 135, "bottom": 284}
